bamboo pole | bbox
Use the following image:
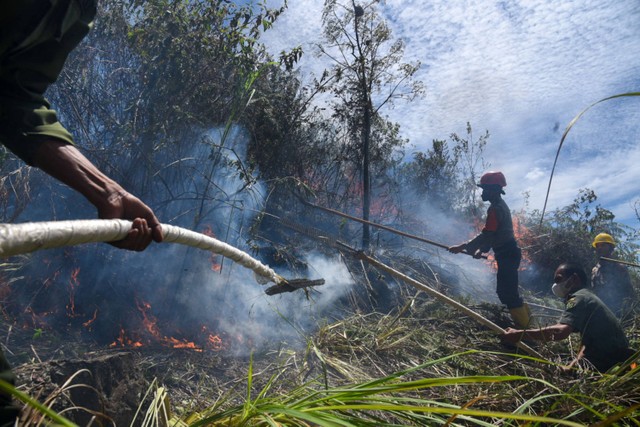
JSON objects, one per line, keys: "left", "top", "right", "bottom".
{"left": 355, "top": 250, "right": 544, "bottom": 359}
{"left": 276, "top": 215, "right": 543, "bottom": 358}
{"left": 600, "top": 256, "right": 640, "bottom": 269}
{"left": 0, "top": 219, "right": 283, "bottom": 285}
{"left": 527, "top": 302, "right": 564, "bottom": 314}
{"left": 301, "top": 200, "right": 487, "bottom": 259}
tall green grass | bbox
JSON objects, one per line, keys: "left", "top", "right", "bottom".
{"left": 4, "top": 296, "right": 639, "bottom": 426}
{"left": 157, "top": 349, "right": 638, "bottom": 426}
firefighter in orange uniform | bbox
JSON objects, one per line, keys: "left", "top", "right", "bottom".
{"left": 448, "top": 171, "right": 531, "bottom": 328}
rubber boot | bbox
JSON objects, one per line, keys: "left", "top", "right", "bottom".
{"left": 509, "top": 303, "right": 531, "bottom": 329}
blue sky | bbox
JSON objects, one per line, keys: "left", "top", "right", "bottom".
{"left": 262, "top": 0, "right": 640, "bottom": 226}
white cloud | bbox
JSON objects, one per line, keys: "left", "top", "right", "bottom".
{"left": 263, "top": 0, "right": 640, "bottom": 224}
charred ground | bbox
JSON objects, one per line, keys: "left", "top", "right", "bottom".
{"left": 4, "top": 246, "right": 639, "bottom": 425}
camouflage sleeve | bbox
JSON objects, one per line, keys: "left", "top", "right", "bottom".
{"left": 0, "top": 0, "right": 95, "bottom": 164}
{"left": 0, "top": 103, "right": 75, "bottom": 165}
{"left": 558, "top": 294, "right": 587, "bottom": 333}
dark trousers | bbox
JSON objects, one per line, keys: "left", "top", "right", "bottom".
{"left": 495, "top": 244, "right": 523, "bottom": 309}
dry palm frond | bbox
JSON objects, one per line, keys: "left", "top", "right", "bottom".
{"left": 0, "top": 377, "right": 77, "bottom": 426}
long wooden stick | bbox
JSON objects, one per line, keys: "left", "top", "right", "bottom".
{"left": 301, "top": 200, "right": 486, "bottom": 258}
{"left": 527, "top": 302, "right": 564, "bottom": 314}
{"left": 0, "top": 219, "right": 283, "bottom": 285}
{"left": 354, "top": 250, "right": 544, "bottom": 359}
{"left": 600, "top": 256, "right": 640, "bottom": 268}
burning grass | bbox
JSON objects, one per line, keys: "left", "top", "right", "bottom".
{"left": 6, "top": 293, "right": 640, "bottom": 425}
{"left": 2, "top": 246, "right": 638, "bottom": 424}
{"left": 164, "top": 299, "right": 639, "bottom": 426}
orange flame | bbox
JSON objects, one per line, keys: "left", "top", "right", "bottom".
{"left": 137, "top": 299, "right": 161, "bottom": 338}
{"left": 110, "top": 327, "right": 143, "bottom": 348}
{"left": 202, "top": 226, "right": 223, "bottom": 272}
{"left": 66, "top": 268, "right": 81, "bottom": 317}
{"left": 201, "top": 325, "right": 227, "bottom": 351}
{"left": 512, "top": 214, "right": 533, "bottom": 270}
{"left": 82, "top": 309, "right": 99, "bottom": 329}
{"left": 165, "top": 337, "right": 203, "bottom": 352}
{"left": 133, "top": 299, "right": 211, "bottom": 351}
{"left": 207, "top": 334, "right": 223, "bottom": 350}
{"left": 210, "top": 256, "right": 222, "bottom": 272}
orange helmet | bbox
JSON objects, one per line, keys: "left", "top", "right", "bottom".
{"left": 478, "top": 171, "right": 507, "bottom": 187}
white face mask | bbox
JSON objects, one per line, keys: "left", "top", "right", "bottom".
{"left": 551, "top": 277, "right": 571, "bottom": 298}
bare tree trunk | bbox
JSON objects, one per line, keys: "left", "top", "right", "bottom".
{"left": 354, "top": 0, "right": 371, "bottom": 250}
{"left": 362, "top": 102, "right": 371, "bottom": 250}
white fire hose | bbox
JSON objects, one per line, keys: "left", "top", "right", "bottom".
{"left": 0, "top": 219, "right": 284, "bottom": 285}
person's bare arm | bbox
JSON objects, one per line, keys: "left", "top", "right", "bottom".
{"left": 32, "top": 140, "right": 163, "bottom": 251}
{"left": 501, "top": 323, "right": 573, "bottom": 344}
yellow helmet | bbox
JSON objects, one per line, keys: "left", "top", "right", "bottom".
{"left": 592, "top": 233, "right": 615, "bottom": 248}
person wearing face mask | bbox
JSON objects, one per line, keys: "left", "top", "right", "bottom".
{"left": 590, "top": 233, "right": 635, "bottom": 318}
{"left": 501, "top": 262, "right": 636, "bottom": 373}
{"left": 448, "top": 171, "right": 531, "bottom": 329}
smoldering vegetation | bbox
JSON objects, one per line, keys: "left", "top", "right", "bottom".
{"left": 1, "top": 1, "right": 639, "bottom": 425}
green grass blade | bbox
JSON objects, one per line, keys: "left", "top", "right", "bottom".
{"left": 0, "top": 379, "right": 78, "bottom": 426}
{"left": 540, "top": 91, "right": 640, "bottom": 223}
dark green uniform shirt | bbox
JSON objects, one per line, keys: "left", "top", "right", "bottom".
{"left": 0, "top": 2, "right": 97, "bottom": 422}
{"left": 559, "top": 288, "right": 633, "bottom": 372}
{"left": 0, "top": 0, "right": 97, "bottom": 164}
{"left": 591, "top": 259, "right": 636, "bottom": 318}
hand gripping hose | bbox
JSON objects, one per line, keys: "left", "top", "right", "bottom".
{"left": 0, "top": 219, "right": 284, "bottom": 285}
